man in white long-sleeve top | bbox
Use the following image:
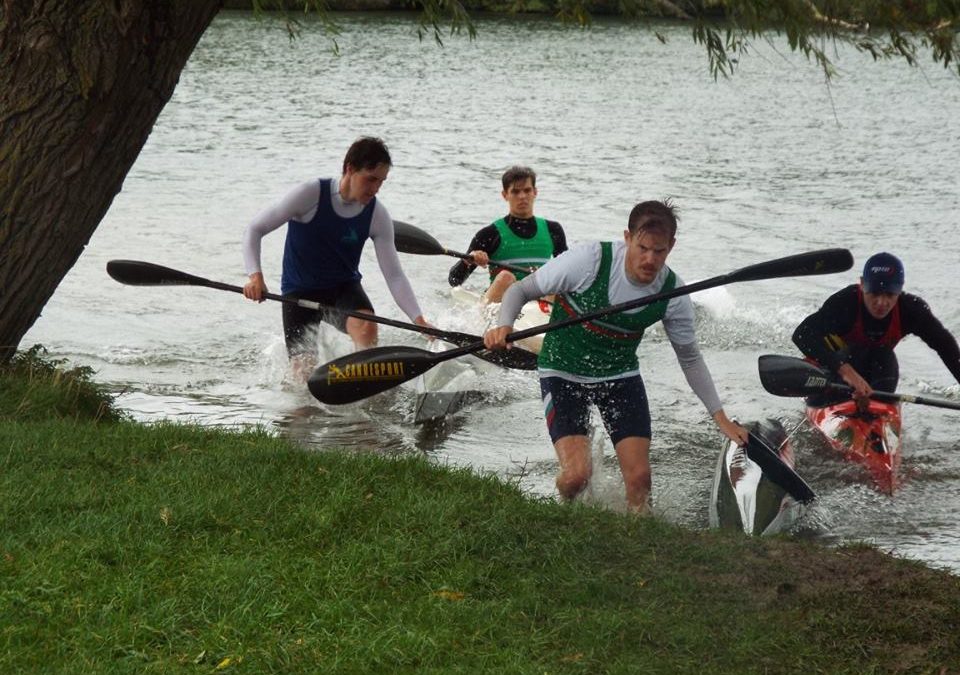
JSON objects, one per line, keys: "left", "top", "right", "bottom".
{"left": 484, "top": 199, "right": 748, "bottom": 513}
{"left": 242, "top": 136, "right": 430, "bottom": 378}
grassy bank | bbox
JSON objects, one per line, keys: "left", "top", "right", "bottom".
{"left": 2, "top": 350, "right": 959, "bottom": 673}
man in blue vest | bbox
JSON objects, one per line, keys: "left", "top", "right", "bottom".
{"left": 484, "top": 200, "right": 748, "bottom": 513}
{"left": 793, "top": 251, "right": 960, "bottom": 408}
{"left": 448, "top": 166, "right": 567, "bottom": 303}
{"left": 242, "top": 137, "right": 430, "bottom": 379}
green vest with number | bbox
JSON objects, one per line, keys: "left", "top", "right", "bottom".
{"left": 490, "top": 217, "right": 553, "bottom": 282}
{"left": 538, "top": 241, "right": 677, "bottom": 378}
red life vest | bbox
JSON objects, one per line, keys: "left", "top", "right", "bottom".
{"left": 843, "top": 285, "right": 904, "bottom": 349}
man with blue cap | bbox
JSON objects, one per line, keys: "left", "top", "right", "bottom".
{"left": 792, "top": 252, "right": 960, "bottom": 407}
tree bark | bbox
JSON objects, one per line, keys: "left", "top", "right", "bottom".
{"left": 0, "top": 0, "right": 223, "bottom": 362}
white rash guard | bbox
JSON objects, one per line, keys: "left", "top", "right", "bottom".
{"left": 498, "top": 241, "right": 723, "bottom": 413}
{"left": 242, "top": 178, "right": 423, "bottom": 322}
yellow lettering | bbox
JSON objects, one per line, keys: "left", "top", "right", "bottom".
{"left": 326, "top": 360, "right": 407, "bottom": 384}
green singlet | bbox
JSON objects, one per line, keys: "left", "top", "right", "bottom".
{"left": 489, "top": 217, "right": 554, "bottom": 282}
{"left": 538, "top": 241, "right": 676, "bottom": 379}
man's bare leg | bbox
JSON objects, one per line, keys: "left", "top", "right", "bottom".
{"left": 289, "top": 353, "right": 317, "bottom": 384}
{"left": 553, "top": 435, "right": 593, "bottom": 501}
{"left": 482, "top": 271, "right": 517, "bottom": 305}
{"left": 614, "top": 436, "right": 653, "bottom": 514}
{"left": 346, "top": 310, "right": 378, "bottom": 349}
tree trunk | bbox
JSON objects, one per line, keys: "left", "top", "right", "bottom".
{"left": 0, "top": 0, "right": 223, "bottom": 363}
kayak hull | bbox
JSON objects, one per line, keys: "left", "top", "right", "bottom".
{"left": 709, "top": 419, "right": 806, "bottom": 536}
{"left": 413, "top": 341, "right": 489, "bottom": 423}
{"left": 413, "top": 288, "right": 548, "bottom": 424}
{"left": 806, "top": 399, "right": 902, "bottom": 493}
{"left": 449, "top": 286, "right": 549, "bottom": 353}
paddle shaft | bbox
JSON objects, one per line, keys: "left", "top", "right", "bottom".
{"left": 506, "top": 272, "right": 736, "bottom": 345}
{"left": 393, "top": 220, "right": 531, "bottom": 274}
{"left": 890, "top": 392, "right": 960, "bottom": 411}
{"left": 105, "top": 260, "right": 537, "bottom": 364}
{"left": 759, "top": 354, "right": 960, "bottom": 412}
{"left": 310, "top": 248, "right": 855, "bottom": 404}
{"left": 443, "top": 247, "right": 532, "bottom": 275}
{"left": 152, "top": 271, "right": 454, "bottom": 341}
{"left": 821, "top": 381, "right": 960, "bottom": 412}
{"left": 408, "top": 262, "right": 757, "bottom": 365}
{"left": 503, "top": 249, "right": 852, "bottom": 346}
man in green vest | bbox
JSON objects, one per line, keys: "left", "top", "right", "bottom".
{"left": 483, "top": 200, "right": 748, "bottom": 513}
{"left": 448, "top": 166, "right": 567, "bottom": 303}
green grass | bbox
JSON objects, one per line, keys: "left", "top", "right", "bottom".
{"left": 0, "top": 345, "right": 126, "bottom": 423}
{"left": 2, "top": 349, "right": 959, "bottom": 673}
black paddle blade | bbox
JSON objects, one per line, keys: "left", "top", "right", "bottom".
{"left": 757, "top": 354, "right": 844, "bottom": 398}
{"left": 759, "top": 355, "right": 960, "bottom": 411}
{"left": 731, "top": 248, "right": 853, "bottom": 284}
{"left": 743, "top": 429, "right": 817, "bottom": 504}
{"left": 107, "top": 259, "right": 200, "bottom": 286}
{"left": 392, "top": 220, "right": 444, "bottom": 255}
{"left": 474, "top": 345, "right": 538, "bottom": 370}
{"left": 308, "top": 346, "right": 440, "bottom": 404}
{"left": 418, "top": 328, "right": 536, "bottom": 370}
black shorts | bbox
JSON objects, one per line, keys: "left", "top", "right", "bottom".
{"left": 281, "top": 281, "right": 374, "bottom": 357}
{"left": 540, "top": 375, "right": 651, "bottom": 446}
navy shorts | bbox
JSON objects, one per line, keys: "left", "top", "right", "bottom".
{"left": 540, "top": 375, "right": 652, "bottom": 446}
{"left": 281, "top": 281, "right": 374, "bottom": 357}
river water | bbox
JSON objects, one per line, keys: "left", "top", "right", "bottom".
{"left": 25, "top": 12, "right": 960, "bottom": 572}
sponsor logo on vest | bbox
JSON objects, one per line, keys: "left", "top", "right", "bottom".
{"left": 804, "top": 375, "right": 828, "bottom": 388}
{"left": 327, "top": 361, "right": 405, "bottom": 384}
{"left": 341, "top": 227, "right": 359, "bottom": 245}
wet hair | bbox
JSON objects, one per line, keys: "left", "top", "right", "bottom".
{"left": 342, "top": 136, "right": 392, "bottom": 174}
{"left": 627, "top": 199, "right": 678, "bottom": 240}
{"left": 501, "top": 166, "right": 537, "bottom": 190}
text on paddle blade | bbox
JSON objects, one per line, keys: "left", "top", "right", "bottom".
{"left": 326, "top": 361, "right": 406, "bottom": 384}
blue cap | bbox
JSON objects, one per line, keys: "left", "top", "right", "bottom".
{"left": 862, "top": 252, "right": 904, "bottom": 294}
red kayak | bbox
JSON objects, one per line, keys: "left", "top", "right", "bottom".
{"left": 807, "top": 399, "right": 903, "bottom": 493}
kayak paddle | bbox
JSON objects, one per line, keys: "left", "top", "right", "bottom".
{"left": 309, "top": 247, "right": 854, "bottom": 404}
{"left": 105, "top": 260, "right": 539, "bottom": 371}
{"left": 393, "top": 220, "right": 531, "bottom": 274}
{"left": 758, "top": 354, "right": 960, "bottom": 411}
{"left": 742, "top": 428, "right": 817, "bottom": 504}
